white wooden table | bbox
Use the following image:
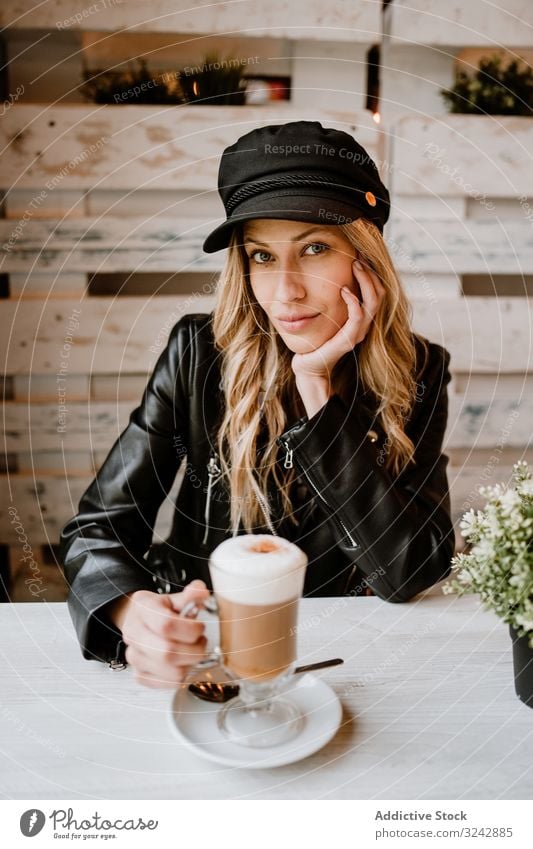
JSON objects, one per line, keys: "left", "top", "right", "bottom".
{"left": 1, "top": 594, "right": 532, "bottom": 800}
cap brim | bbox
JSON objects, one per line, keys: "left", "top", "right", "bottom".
{"left": 202, "top": 190, "right": 383, "bottom": 253}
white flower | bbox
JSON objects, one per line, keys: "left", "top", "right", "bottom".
{"left": 459, "top": 509, "right": 476, "bottom": 532}
{"left": 515, "top": 613, "right": 533, "bottom": 632}
{"left": 443, "top": 460, "right": 533, "bottom": 638}
{"left": 499, "top": 489, "right": 521, "bottom": 510}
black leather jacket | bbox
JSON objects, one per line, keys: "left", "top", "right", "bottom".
{"left": 59, "top": 312, "right": 454, "bottom": 664}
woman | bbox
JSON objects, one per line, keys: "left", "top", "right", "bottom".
{"left": 59, "top": 120, "right": 454, "bottom": 688}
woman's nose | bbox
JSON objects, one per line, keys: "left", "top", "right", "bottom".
{"left": 273, "top": 266, "right": 307, "bottom": 300}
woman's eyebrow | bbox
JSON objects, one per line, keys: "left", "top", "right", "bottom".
{"left": 243, "top": 226, "right": 332, "bottom": 247}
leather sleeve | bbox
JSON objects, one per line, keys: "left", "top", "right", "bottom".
{"left": 277, "top": 343, "right": 454, "bottom": 602}
{"left": 58, "top": 317, "right": 191, "bottom": 662}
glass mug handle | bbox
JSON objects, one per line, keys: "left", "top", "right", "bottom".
{"left": 179, "top": 597, "right": 223, "bottom": 675}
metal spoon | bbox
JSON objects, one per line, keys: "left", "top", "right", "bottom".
{"left": 188, "top": 657, "right": 344, "bottom": 703}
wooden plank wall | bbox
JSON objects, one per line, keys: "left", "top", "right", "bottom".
{"left": 2, "top": 0, "right": 532, "bottom": 599}
{"left": 382, "top": 0, "right": 533, "bottom": 543}
{"left": 0, "top": 0, "right": 382, "bottom": 599}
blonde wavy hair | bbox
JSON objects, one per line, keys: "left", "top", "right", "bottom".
{"left": 211, "top": 217, "right": 428, "bottom": 535}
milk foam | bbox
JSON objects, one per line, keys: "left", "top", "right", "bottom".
{"left": 209, "top": 534, "right": 307, "bottom": 605}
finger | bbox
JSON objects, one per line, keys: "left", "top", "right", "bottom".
{"left": 341, "top": 284, "right": 363, "bottom": 310}
{"left": 341, "top": 275, "right": 378, "bottom": 348}
{"left": 123, "top": 620, "right": 168, "bottom": 655}
{"left": 340, "top": 296, "right": 364, "bottom": 347}
{"left": 159, "top": 612, "right": 206, "bottom": 645}
{"left": 137, "top": 600, "right": 206, "bottom": 645}
{"left": 335, "top": 289, "right": 365, "bottom": 349}
{"left": 123, "top": 590, "right": 181, "bottom": 636}
{"left": 120, "top": 592, "right": 207, "bottom": 653}
{"left": 353, "top": 265, "right": 382, "bottom": 319}
{"left": 127, "top": 635, "right": 208, "bottom": 670}
{"left": 133, "top": 666, "right": 189, "bottom": 689}
{"left": 358, "top": 276, "right": 381, "bottom": 318}
{"left": 133, "top": 582, "right": 208, "bottom": 631}
{"left": 168, "top": 580, "right": 210, "bottom": 614}
{"left": 355, "top": 258, "right": 386, "bottom": 297}
{"left": 353, "top": 256, "right": 382, "bottom": 282}
{"left": 125, "top": 620, "right": 207, "bottom": 659}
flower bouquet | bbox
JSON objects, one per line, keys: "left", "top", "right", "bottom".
{"left": 444, "top": 461, "right": 533, "bottom": 706}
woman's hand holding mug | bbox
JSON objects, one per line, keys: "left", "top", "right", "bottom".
{"left": 108, "top": 580, "right": 210, "bottom": 688}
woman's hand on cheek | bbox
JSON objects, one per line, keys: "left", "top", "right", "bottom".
{"left": 291, "top": 258, "right": 386, "bottom": 382}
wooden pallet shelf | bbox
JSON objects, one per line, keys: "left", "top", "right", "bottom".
{"left": 1, "top": 0, "right": 532, "bottom": 579}
{"left": 0, "top": 0, "right": 382, "bottom": 40}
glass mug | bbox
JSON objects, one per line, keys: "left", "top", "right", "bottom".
{"left": 193, "top": 534, "right": 307, "bottom": 748}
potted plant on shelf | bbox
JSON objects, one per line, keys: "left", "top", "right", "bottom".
{"left": 441, "top": 53, "right": 533, "bottom": 116}
{"left": 177, "top": 51, "right": 248, "bottom": 105}
{"left": 80, "top": 52, "right": 249, "bottom": 106}
{"left": 80, "top": 58, "right": 186, "bottom": 104}
{"left": 443, "top": 460, "right": 533, "bottom": 707}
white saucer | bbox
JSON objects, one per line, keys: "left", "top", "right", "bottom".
{"left": 168, "top": 673, "right": 342, "bottom": 769}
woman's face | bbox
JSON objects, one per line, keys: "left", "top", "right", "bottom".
{"left": 243, "top": 218, "right": 359, "bottom": 354}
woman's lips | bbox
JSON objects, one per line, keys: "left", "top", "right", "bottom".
{"left": 276, "top": 313, "right": 320, "bottom": 331}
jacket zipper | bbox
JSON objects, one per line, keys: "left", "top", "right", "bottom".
{"left": 282, "top": 439, "right": 359, "bottom": 550}
{"left": 255, "top": 488, "right": 279, "bottom": 536}
{"left": 202, "top": 451, "right": 279, "bottom": 542}
{"left": 202, "top": 452, "right": 221, "bottom": 546}
{"left": 284, "top": 444, "right": 294, "bottom": 469}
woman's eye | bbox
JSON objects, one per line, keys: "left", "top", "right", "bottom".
{"left": 249, "top": 250, "right": 272, "bottom": 264}
{"left": 304, "top": 242, "right": 329, "bottom": 256}
{"left": 248, "top": 243, "right": 328, "bottom": 264}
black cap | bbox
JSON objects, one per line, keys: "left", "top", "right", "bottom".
{"left": 202, "top": 120, "right": 390, "bottom": 253}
